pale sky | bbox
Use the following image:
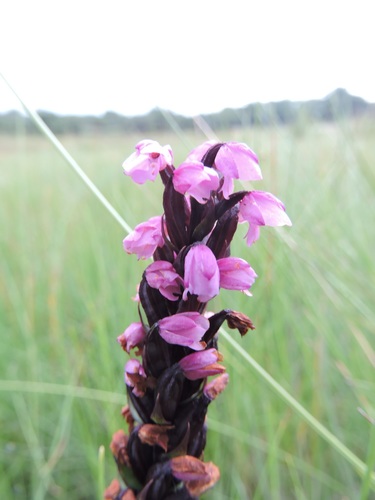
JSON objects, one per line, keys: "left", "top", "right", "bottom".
{"left": 1, "top": 0, "right": 373, "bottom": 117}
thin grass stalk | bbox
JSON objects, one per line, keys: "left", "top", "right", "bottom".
{"left": 3, "top": 71, "right": 374, "bottom": 490}
{"left": 98, "top": 446, "right": 106, "bottom": 500}
{"left": 0, "top": 72, "right": 132, "bottom": 236}
{"left": 220, "top": 328, "right": 374, "bottom": 486}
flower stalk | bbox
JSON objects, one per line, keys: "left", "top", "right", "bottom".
{"left": 106, "top": 139, "right": 291, "bottom": 499}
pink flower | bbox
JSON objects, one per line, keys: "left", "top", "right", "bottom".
{"left": 172, "top": 160, "right": 220, "bottom": 203}
{"left": 123, "top": 215, "right": 164, "bottom": 259}
{"left": 239, "top": 191, "right": 292, "bottom": 246}
{"left": 122, "top": 139, "right": 173, "bottom": 184}
{"left": 186, "top": 141, "right": 262, "bottom": 198}
{"left": 215, "top": 142, "right": 262, "bottom": 198}
{"left": 145, "top": 261, "right": 183, "bottom": 301}
{"left": 179, "top": 348, "right": 225, "bottom": 380}
{"left": 158, "top": 312, "right": 209, "bottom": 350}
{"left": 183, "top": 245, "right": 220, "bottom": 303}
{"left": 117, "top": 322, "right": 146, "bottom": 353}
{"left": 217, "top": 257, "right": 257, "bottom": 295}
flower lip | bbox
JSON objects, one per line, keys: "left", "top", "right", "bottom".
{"left": 157, "top": 312, "right": 209, "bottom": 350}
{"left": 217, "top": 257, "right": 257, "bottom": 294}
{"left": 172, "top": 160, "right": 220, "bottom": 203}
{"left": 239, "top": 190, "right": 292, "bottom": 245}
{"left": 123, "top": 215, "right": 164, "bottom": 260}
{"left": 183, "top": 245, "right": 220, "bottom": 303}
{"left": 179, "top": 348, "right": 225, "bottom": 380}
{"left": 145, "top": 261, "right": 183, "bottom": 301}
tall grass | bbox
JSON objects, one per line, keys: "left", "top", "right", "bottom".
{"left": 0, "top": 115, "right": 374, "bottom": 499}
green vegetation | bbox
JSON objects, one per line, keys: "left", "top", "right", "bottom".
{"left": 1, "top": 116, "right": 374, "bottom": 499}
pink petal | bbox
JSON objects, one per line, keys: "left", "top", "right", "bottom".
{"left": 145, "top": 261, "right": 183, "bottom": 301}
{"left": 239, "top": 191, "right": 292, "bottom": 246}
{"left": 179, "top": 349, "right": 225, "bottom": 380}
{"left": 122, "top": 140, "right": 173, "bottom": 184}
{"left": 173, "top": 161, "right": 220, "bottom": 203}
{"left": 158, "top": 312, "right": 209, "bottom": 350}
{"left": 245, "top": 224, "right": 260, "bottom": 246}
{"left": 184, "top": 245, "right": 220, "bottom": 303}
{"left": 249, "top": 191, "right": 292, "bottom": 226}
{"left": 117, "top": 322, "right": 146, "bottom": 353}
{"left": 217, "top": 257, "right": 257, "bottom": 292}
{"left": 215, "top": 142, "right": 262, "bottom": 182}
{"left": 123, "top": 215, "right": 164, "bottom": 259}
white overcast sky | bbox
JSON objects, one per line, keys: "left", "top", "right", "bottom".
{"left": 1, "top": 0, "right": 373, "bottom": 117}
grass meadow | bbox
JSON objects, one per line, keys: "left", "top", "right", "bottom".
{"left": 1, "top": 116, "right": 375, "bottom": 499}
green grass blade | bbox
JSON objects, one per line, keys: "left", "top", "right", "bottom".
{"left": 0, "top": 71, "right": 132, "bottom": 236}
{"left": 220, "top": 328, "right": 375, "bottom": 487}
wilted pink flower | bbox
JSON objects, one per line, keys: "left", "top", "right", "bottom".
{"left": 158, "top": 312, "right": 209, "bottom": 350}
{"left": 117, "top": 322, "right": 146, "bottom": 353}
{"left": 123, "top": 139, "right": 173, "bottom": 184}
{"left": 179, "top": 348, "right": 225, "bottom": 380}
{"left": 217, "top": 257, "right": 257, "bottom": 295}
{"left": 239, "top": 191, "right": 292, "bottom": 246}
{"left": 172, "top": 160, "right": 220, "bottom": 203}
{"left": 204, "top": 373, "right": 230, "bottom": 400}
{"left": 123, "top": 215, "right": 164, "bottom": 259}
{"left": 145, "top": 261, "right": 183, "bottom": 301}
{"left": 183, "top": 245, "right": 220, "bottom": 303}
{"left": 124, "top": 359, "right": 147, "bottom": 397}
{"left": 215, "top": 142, "right": 262, "bottom": 198}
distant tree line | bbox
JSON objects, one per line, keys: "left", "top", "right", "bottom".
{"left": 0, "top": 88, "right": 372, "bottom": 135}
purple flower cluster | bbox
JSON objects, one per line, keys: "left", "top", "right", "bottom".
{"left": 106, "top": 139, "right": 291, "bottom": 499}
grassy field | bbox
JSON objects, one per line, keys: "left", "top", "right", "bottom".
{"left": 1, "top": 117, "right": 374, "bottom": 499}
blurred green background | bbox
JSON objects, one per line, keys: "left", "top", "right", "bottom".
{"left": 1, "top": 108, "right": 374, "bottom": 499}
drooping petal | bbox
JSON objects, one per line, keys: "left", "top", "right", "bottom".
{"left": 158, "top": 312, "right": 209, "bottom": 350}
{"left": 215, "top": 142, "right": 262, "bottom": 182}
{"left": 123, "top": 139, "right": 173, "bottom": 184}
{"left": 123, "top": 215, "right": 164, "bottom": 259}
{"left": 239, "top": 191, "right": 292, "bottom": 245}
{"left": 240, "top": 191, "right": 292, "bottom": 226}
{"left": 183, "top": 245, "right": 220, "bottom": 303}
{"left": 179, "top": 348, "right": 225, "bottom": 380}
{"left": 145, "top": 261, "right": 183, "bottom": 301}
{"left": 217, "top": 257, "right": 257, "bottom": 294}
{"left": 173, "top": 161, "right": 220, "bottom": 203}
{"left": 117, "top": 322, "right": 146, "bottom": 353}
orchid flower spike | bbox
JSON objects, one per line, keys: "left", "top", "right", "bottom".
{"left": 106, "top": 139, "right": 291, "bottom": 499}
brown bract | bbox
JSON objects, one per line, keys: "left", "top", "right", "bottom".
{"left": 138, "top": 423, "right": 174, "bottom": 452}
{"left": 110, "top": 430, "right": 130, "bottom": 467}
{"left": 226, "top": 310, "right": 255, "bottom": 336}
{"left": 171, "top": 455, "right": 220, "bottom": 497}
{"left": 121, "top": 405, "right": 135, "bottom": 433}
